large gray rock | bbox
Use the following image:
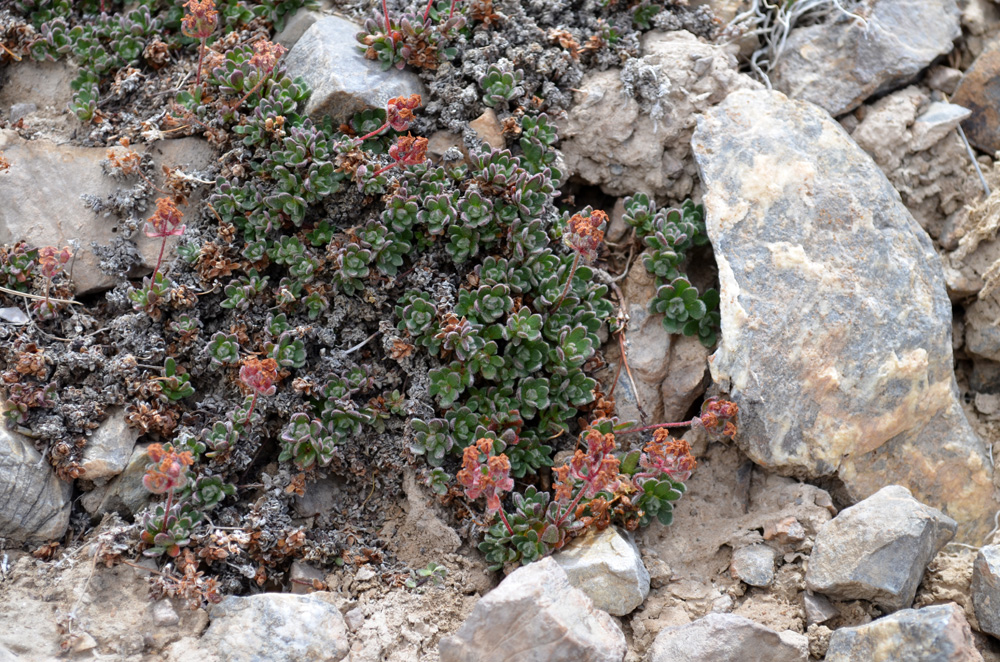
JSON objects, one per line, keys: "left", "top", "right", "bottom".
{"left": 690, "top": 88, "right": 998, "bottom": 542}
{"left": 972, "top": 544, "right": 1000, "bottom": 638}
{"left": 805, "top": 486, "right": 956, "bottom": 611}
{"left": 201, "top": 593, "right": 349, "bottom": 662}
{"left": 648, "top": 613, "right": 808, "bottom": 662}
{"left": 439, "top": 557, "right": 626, "bottom": 662}
{"left": 560, "top": 30, "right": 758, "bottom": 200}
{"left": 284, "top": 15, "right": 425, "bottom": 125}
{"left": 0, "top": 131, "right": 214, "bottom": 294}
{"left": 81, "top": 443, "right": 153, "bottom": 517}
{"left": 0, "top": 425, "right": 70, "bottom": 542}
{"left": 553, "top": 527, "right": 650, "bottom": 616}
{"left": 825, "top": 603, "right": 983, "bottom": 662}
{"left": 79, "top": 408, "right": 140, "bottom": 483}
{"left": 771, "top": 0, "right": 961, "bottom": 117}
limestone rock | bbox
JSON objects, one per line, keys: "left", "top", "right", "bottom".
{"left": 730, "top": 544, "right": 776, "bottom": 587}
{"left": 469, "top": 109, "right": 505, "bottom": 149}
{"left": 952, "top": 45, "right": 1000, "bottom": 154}
{"left": 691, "top": 88, "right": 997, "bottom": 541}
{"left": 0, "top": 425, "right": 70, "bottom": 542}
{"left": 284, "top": 16, "right": 425, "bottom": 125}
{"left": 201, "top": 593, "right": 350, "bottom": 662}
{"left": 79, "top": 408, "right": 140, "bottom": 483}
{"left": 273, "top": 8, "right": 323, "bottom": 49}
{"left": 0, "top": 131, "right": 214, "bottom": 294}
{"left": 559, "top": 30, "right": 758, "bottom": 199}
{"left": 438, "top": 557, "right": 627, "bottom": 662}
{"left": 771, "top": 0, "right": 961, "bottom": 116}
{"left": 648, "top": 613, "right": 808, "bottom": 662}
{"left": 803, "top": 592, "right": 838, "bottom": 625}
{"left": 972, "top": 544, "right": 1000, "bottom": 638}
{"left": 825, "top": 603, "right": 983, "bottom": 662}
{"left": 805, "top": 486, "right": 956, "bottom": 611}
{"left": 553, "top": 527, "right": 650, "bottom": 616}
{"left": 81, "top": 443, "right": 153, "bottom": 517}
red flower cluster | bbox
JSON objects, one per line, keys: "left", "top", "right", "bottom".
{"left": 142, "top": 443, "right": 195, "bottom": 494}
{"left": 457, "top": 438, "right": 514, "bottom": 514}
{"left": 389, "top": 134, "right": 428, "bottom": 167}
{"left": 249, "top": 39, "right": 287, "bottom": 75}
{"left": 144, "top": 197, "right": 186, "bottom": 239}
{"left": 386, "top": 94, "right": 421, "bottom": 132}
{"left": 239, "top": 357, "right": 279, "bottom": 396}
{"left": 640, "top": 431, "right": 697, "bottom": 482}
{"left": 181, "top": 0, "right": 218, "bottom": 39}
{"left": 698, "top": 397, "right": 738, "bottom": 439}
{"left": 553, "top": 429, "right": 620, "bottom": 503}
{"left": 37, "top": 246, "right": 72, "bottom": 280}
{"left": 564, "top": 209, "right": 607, "bottom": 264}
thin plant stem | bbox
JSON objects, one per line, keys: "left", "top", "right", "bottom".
{"left": 244, "top": 392, "right": 258, "bottom": 426}
{"left": 152, "top": 235, "right": 168, "bottom": 281}
{"left": 552, "top": 251, "right": 581, "bottom": 309}
{"left": 232, "top": 73, "right": 271, "bottom": 110}
{"left": 372, "top": 160, "right": 401, "bottom": 178}
{"left": 424, "top": 0, "right": 434, "bottom": 21}
{"left": 195, "top": 37, "right": 206, "bottom": 86}
{"left": 382, "top": 0, "right": 392, "bottom": 29}
{"left": 618, "top": 419, "right": 697, "bottom": 436}
{"left": 555, "top": 482, "right": 590, "bottom": 528}
{"left": 357, "top": 122, "right": 390, "bottom": 142}
{"left": 497, "top": 508, "right": 514, "bottom": 535}
{"left": 450, "top": 0, "right": 458, "bottom": 18}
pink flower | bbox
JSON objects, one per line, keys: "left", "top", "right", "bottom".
{"left": 239, "top": 357, "right": 279, "bottom": 396}
{"left": 457, "top": 438, "right": 513, "bottom": 514}
{"left": 144, "top": 198, "right": 186, "bottom": 239}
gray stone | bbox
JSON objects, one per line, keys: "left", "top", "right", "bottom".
{"left": 344, "top": 607, "right": 364, "bottom": 633}
{"left": 79, "top": 408, "right": 140, "bottom": 483}
{"left": 771, "top": 0, "right": 961, "bottom": 116}
{"left": 151, "top": 599, "right": 180, "bottom": 627}
{"left": 803, "top": 592, "right": 838, "bottom": 625}
{"left": 648, "top": 613, "right": 808, "bottom": 662}
{"left": 559, "top": 30, "right": 758, "bottom": 199}
{"left": 202, "top": 593, "right": 349, "bottom": 662}
{"left": 911, "top": 102, "right": 971, "bottom": 152}
{"left": 951, "top": 45, "right": 1000, "bottom": 154}
{"left": 0, "top": 131, "right": 215, "bottom": 294}
{"left": 690, "top": 88, "right": 998, "bottom": 541}
{"left": 288, "top": 560, "right": 326, "bottom": 595}
{"left": 972, "top": 544, "right": 1000, "bottom": 638}
{"left": 273, "top": 9, "right": 323, "bottom": 49}
{"left": 730, "top": 544, "right": 776, "bottom": 587}
{"left": 284, "top": 16, "right": 425, "bottom": 126}
{"left": 8, "top": 103, "right": 36, "bottom": 124}
{"left": 805, "top": 485, "right": 956, "bottom": 611}
{"left": 81, "top": 443, "right": 153, "bottom": 517}
{"left": 926, "top": 65, "right": 963, "bottom": 95}
{"left": 438, "top": 557, "right": 626, "bottom": 662}
{"left": 553, "top": 527, "right": 650, "bottom": 616}
{"left": 825, "top": 603, "right": 983, "bottom": 662}
{"left": 0, "top": 425, "right": 70, "bottom": 542}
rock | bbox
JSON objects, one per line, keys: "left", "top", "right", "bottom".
{"left": 438, "top": 557, "right": 627, "bottom": 662}
{"left": 648, "top": 613, "right": 809, "bottom": 662}
{"left": 973, "top": 544, "right": 1000, "bottom": 638}
{"left": 975, "top": 393, "right": 1000, "bottom": 417}
{"left": 825, "top": 603, "right": 983, "bottom": 662}
{"left": 691, "top": 88, "right": 998, "bottom": 541}
{"left": 468, "top": 109, "right": 504, "bottom": 149}
{"left": 0, "top": 131, "right": 214, "bottom": 294}
{"left": 8, "top": 103, "right": 36, "bottom": 124}
{"left": 952, "top": 44, "right": 1000, "bottom": 154}
{"left": 152, "top": 599, "right": 181, "bottom": 627}
{"left": 0, "top": 425, "right": 70, "bottom": 542}
{"left": 911, "top": 102, "right": 972, "bottom": 152}
{"left": 81, "top": 443, "right": 153, "bottom": 517}
{"left": 78, "top": 408, "right": 140, "bottom": 483}
{"left": 273, "top": 8, "right": 323, "bottom": 49}
{"left": 730, "top": 544, "right": 776, "bottom": 587}
{"left": 771, "top": 0, "right": 961, "bottom": 117}
{"left": 553, "top": 526, "right": 650, "bottom": 616}
{"left": 283, "top": 16, "right": 425, "bottom": 125}
{"left": 660, "top": 333, "right": 709, "bottom": 421}
{"left": 926, "top": 65, "right": 964, "bottom": 95}
{"left": 805, "top": 486, "right": 956, "bottom": 611}
{"left": 289, "top": 560, "right": 326, "bottom": 595}
{"left": 202, "top": 593, "right": 350, "bottom": 662}
{"left": 344, "top": 607, "right": 364, "bottom": 633}
{"left": 559, "top": 30, "right": 758, "bottom": 199}
{"left": 803, "top": 592, "right": 838, "bottom": 625}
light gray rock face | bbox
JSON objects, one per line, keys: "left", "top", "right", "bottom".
{"left": 0, "top": 132, "right": 215, "bottom": 294}
{"left": 553, "top": 527, "right": 650, "bottom": 616}
{"left": 202, "top": 593, "right": 349, "bottom": 662}
{"left": 730, "top": 544, "right": 776, "bottom": 587}
{"left": 771, "top": 0, "right": 961, "bottom": 117}
{"left": 0, "top": 425, "right": 70, "bottom": 542}
{"left": 972, "top": 544, "right": 1000, "bottom": 638}
{"left": 825, "top": 603, "right": 983, "bottom": 662}
{"left": 803, "top": 592, "right": 838, "bottom": 625}
{"left": 79, "top": 408, "right": 140, "bottom": 483}
{"left": 648, "top": 613, "right": 808, "bottom": 662}
{"left": 690, "top": 88, "right": 998, "bottom": 542}
{"left": 805, "top": 486, "right": 956, "bottom": 611}
{"left": 438, "top": 557, "right": 626, "bottom": 662}
{"left": 81, "top": 443, "right": 153, "bottom": 517}
{"left": 284, "top": 16, "right": 425, "bottom": 125}
{"left": 559, "top": 30, "right": 758, "bottom": 199}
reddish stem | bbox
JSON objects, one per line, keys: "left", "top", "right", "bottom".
{"left": 552, "top": 251, "right": 581, "bottom": 310}
{"left": 244, "top": 392, "right": 258, "bottom": 426}
{"left": 372, "top": 160, "right": 401, "bottom": 178}
{"left": 357, "top": 122, "right": 390, "bottom": 142}
{"left": 555, "top": 481, "right": 589, "bottom": 528}
{"left": 382, "top": 0, "right": 392, "bottom": 30}
{"left": 195, "top": 37, "right": 206, "bottom": 86}
{"left": 423, "top": 0, "right": 434, "bottom": 21}
{"left": 618, "top": 419, "right": 697, "bottom": 435}
{"left": 497, "top": 508, "right": 514, "bottom": 535}
{"left": 160, "top": 488, "right": 175, "bottom": 536}
{"left": 450, "top": 0, "right": 458, "bottom": 19}
{"left": 152, "top": 235, "right": 167, "bottom": 281}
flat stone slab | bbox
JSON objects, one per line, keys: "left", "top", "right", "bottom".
{"left": 649, "top": 613, "right": 808, "bottom": 662}
{"left": 0, "top": 425, "right": 70, "bottom": 542}
{"left": 771, "top": 0, "right": 961, "bottom": 116}
{"left": 825, "top": 603, "right": 982, "bottom": 662}
{"left": 553, "top": 526, "right": 650, "bottom": 616}
{"left": 805, "top": 485, "right": 955, "bottom": 611}
{"left": 972, "top": 544, "right": 1000, "bottom": 638}
{"left": 691, "top": 88, "right": 997, "bottom": 542}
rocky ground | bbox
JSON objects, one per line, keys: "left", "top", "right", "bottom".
{"left": 5, "top": 0, "right": 1000, "bottom": 660}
